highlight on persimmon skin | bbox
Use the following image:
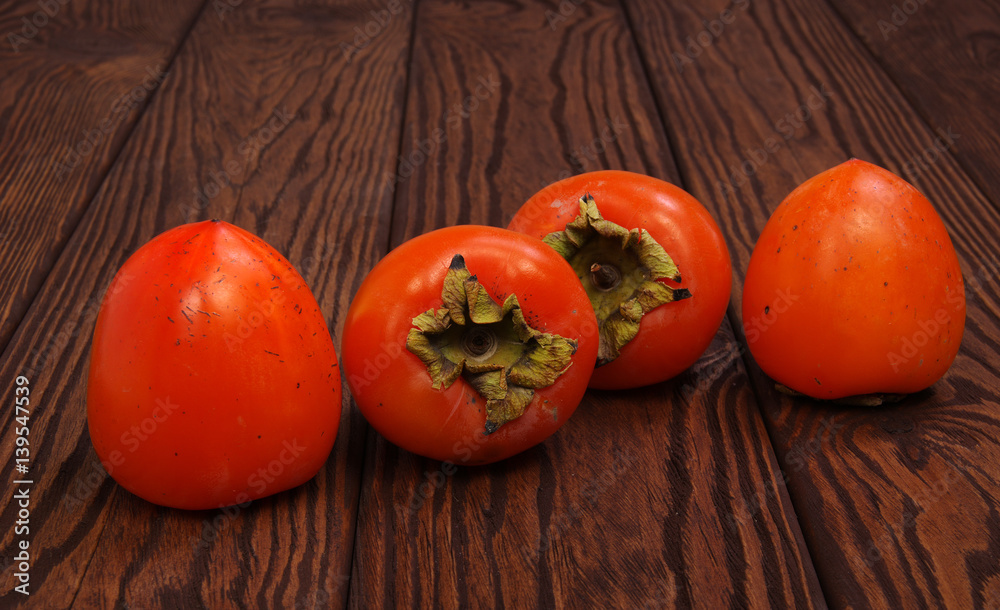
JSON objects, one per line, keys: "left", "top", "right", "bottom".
{"left": 509, "top": 170, "right": 733, "bottom": 390}
{"left": 86, "top": 220, "right": 341, "bottom": 510}
{"left": 742, "top": 158, "right": 966, "bottom": 403}
{"left": 340, "top": 225, "right": 599, "bottom": 464}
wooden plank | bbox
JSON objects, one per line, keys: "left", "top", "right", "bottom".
{"left": 349, "top": 1, "right": 825, "bottom": 607}
{"left": 0, "top": 0, "right": 204, "bottom": 352}
{"left": 0, "top": 1, "right": 413, "bottom": 607}
{"left": 829, "top": 0, "right": 1000, "bottom": 206}
{"left": 624, "top": 0, "right": 1000, "bottom": 606}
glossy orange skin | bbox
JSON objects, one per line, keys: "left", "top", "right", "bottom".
{"left": 742, "top": 159, "right": 966, "bottom": 399}
{"left": 509, "top": 170, "right": 733, "bottom": 389}
{"left": 341, "top": 226, "right": 598, "bottom": 464}
{"left": 87, "top": 221, "right": 341, "bottom": 510}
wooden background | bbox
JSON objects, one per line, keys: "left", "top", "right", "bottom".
{"left": 2, "top": 0, "right": 999, "bottom": 607}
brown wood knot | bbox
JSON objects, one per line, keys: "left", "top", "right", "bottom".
{"left": 879, "top": 416, "right": 915, "bottom": 435}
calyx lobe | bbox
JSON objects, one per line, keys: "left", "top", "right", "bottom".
{"left": 542, "top": 195, "right": 690, "bottom": 365}
{"left": 406, "top": 255, "right": 578, "bottom": 434}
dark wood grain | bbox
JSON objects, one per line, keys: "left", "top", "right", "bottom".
{"left": 349, "top": 1, "right": 824, "bottom": 607}
{"left": 624, "top": 0, "right": 1000, "bottom": 607}
{"left": 829, "top": 0, "right": 1000, "bottom": 207}
{"left": 3, "top": 0, "right": 999, "bottom": 606}
{"left": 0, "top": 0, "right": 413, "bottom": 607}
{"left": 0, "top": 0, "right": 204, "bottom": 353}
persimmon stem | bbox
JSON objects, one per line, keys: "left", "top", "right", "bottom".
{"left": 463, "top": 326, "right": 497, "bottom": 359}
{"left": 590, "top": 263, "right": 621, "bottom": 291}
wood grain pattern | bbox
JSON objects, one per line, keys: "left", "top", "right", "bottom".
{"left": 0, "top": 0, "right": 413, "bottom": 607}
{"left": 350, "top": 0, "right": 824, "bottom": 607}
{"left": 0, "top": 0, "right": 204, "bottom": 352}
{"left": 830, "top": 0, "right": 1000, "bottom": 206}
{"left": 624, "top": 0, "right": 1000, "bottom": 607}
{"left": 3, "top": 0, "right": 999, "bottom": 607}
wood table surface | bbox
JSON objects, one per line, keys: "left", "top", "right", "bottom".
{"left": 2, "top": 0, "right": 999, "bottom": 608}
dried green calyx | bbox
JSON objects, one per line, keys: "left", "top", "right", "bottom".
{"left": 405, "top": 254, "right": 578, "bottom": 434}
{"left": 543, "top": 194, "right": 691, "bottom": 366}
